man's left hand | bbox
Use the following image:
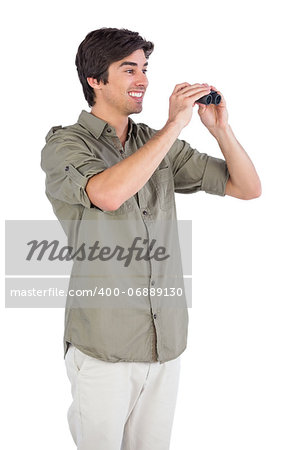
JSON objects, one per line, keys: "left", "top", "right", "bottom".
{"left": 196, "top": 85, "right": 229, "bottom": 133}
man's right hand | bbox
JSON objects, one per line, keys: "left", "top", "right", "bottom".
{"left": 167, "top": 82, "right": 212, "bottom": 130}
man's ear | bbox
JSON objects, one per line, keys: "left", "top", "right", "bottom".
{"left": 86, "top": 77, "right": 103, "bottom": 90}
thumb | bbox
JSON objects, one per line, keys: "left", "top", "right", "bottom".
{"left": 197, "top": 103, "right": 206, "bottom": 115}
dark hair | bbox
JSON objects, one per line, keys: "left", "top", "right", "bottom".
{"left": 75, "top": 27, "right": 154, "bottom": 107}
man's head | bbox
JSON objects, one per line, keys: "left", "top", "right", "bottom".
{"left": 75, "top": 28, "right": 154, "bottom": 113}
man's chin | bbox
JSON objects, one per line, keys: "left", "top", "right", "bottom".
{"left": 128, "top": 105, "right": 143, "bottom": 115}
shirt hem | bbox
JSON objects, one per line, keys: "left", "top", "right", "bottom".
{"left": 65, "top": 340, "right": 186, "bottom": 364}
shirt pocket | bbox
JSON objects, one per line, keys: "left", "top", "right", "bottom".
{"left": 151, "top": 167, "right": 174, "bottom": 211}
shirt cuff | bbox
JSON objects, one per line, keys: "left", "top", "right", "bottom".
{"left": 201, "top": 157, "right": 230, "bottom": 196}
{"left": 64, "top": 162, "right": 106, "bottom": 208}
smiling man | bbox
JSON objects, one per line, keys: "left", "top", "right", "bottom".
{"left": 41, "top": 27, "right": 261, "bottom": 450}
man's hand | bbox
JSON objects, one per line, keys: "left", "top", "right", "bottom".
{"left": 167, "top": 82, "right": 212, "bottom": 130}
{"left": 192, "top": 85, "right": 261, "bottom": 200}
{"left": 196, "top": 85, "right": 229, "bottom": 133}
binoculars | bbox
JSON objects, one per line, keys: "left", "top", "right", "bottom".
{"left": 196, "top": 90, "right": 221, "bottom": 105}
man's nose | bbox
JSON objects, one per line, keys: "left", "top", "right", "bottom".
{"left": 135, "top": 71, "right": 148, "bottom": 86}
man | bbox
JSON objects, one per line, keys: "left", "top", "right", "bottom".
{"left": 41, "top": 27, "right": 261, "bottom": 450}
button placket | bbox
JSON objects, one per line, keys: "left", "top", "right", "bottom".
{"left": 106, "top": 133, "right": 126, "bottom": 158}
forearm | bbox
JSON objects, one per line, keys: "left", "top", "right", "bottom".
{"left": 211, "top": 125, "right": 262, "bottom": 198}
{"left": 86, "top": 120, "right": 181, "bottom": 210}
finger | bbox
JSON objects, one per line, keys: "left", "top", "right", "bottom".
{"left": 196, "top": 103, "right": 207, "bottom": 113}
{"left": 176, "top": 83, "right": 210, "bottom": 96}
{"left": 211, "top": 85, "right": 222, "bottom": 95}
{"left": 210, "top": 86, "right": 225, "bottom": 104}
{"left": 172, "top": 82, "right": 191, "bottom": 94}
{"left": 184, "top": 87, "right": 212, "bottom": 100}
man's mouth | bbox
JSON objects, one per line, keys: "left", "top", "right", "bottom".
{"left": 128, "top": 91, "right": 145, "bottom": 101}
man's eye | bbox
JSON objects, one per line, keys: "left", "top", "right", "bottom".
{"left": 125, "top": 69, "right": 148, "bottom": 74}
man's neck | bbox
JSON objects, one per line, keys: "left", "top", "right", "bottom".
{"left": 90, "top": 105, "right": 129, "bottom": 146}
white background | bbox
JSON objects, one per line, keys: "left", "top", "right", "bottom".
{"left": 2, "top": 0, "right": 300, "bottom": 449}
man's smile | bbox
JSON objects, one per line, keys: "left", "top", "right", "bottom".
{"left": 128, "top": 90, "right": 145, "bottom": 102}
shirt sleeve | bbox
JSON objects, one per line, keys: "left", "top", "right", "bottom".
{"left": 41, "top": 135, "right": 107, "bottom": 209}
{"left": 167, "top": 138, "right": 230, "bottom": 196}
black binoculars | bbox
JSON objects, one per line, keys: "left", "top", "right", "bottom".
{"left": 196, "top": 90, "right": 221, "bottom": 105}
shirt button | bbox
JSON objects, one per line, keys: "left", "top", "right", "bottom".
{"left": 107, "top": 128, "right": 111, "bottom": 133}
{"left": 65, "top": 166, "right": 69, "bottom": 171}
{"left": 142, "top": 210, "right": 148, "bottom": 215}
{"left": 153, "top": 314, "right": 157, "bottom": 319}
{"left": 120, "top": 149, "right": 124, "bottom": 154}
{"left": 151, "top": 280, "right": 155, "bottom": 286}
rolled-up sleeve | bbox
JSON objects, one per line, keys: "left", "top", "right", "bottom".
{"left": 41, "top": 137, "right": 107, "bottom": 208}
{"left": 168, "top": 138, "right": 229, "bottom": 196}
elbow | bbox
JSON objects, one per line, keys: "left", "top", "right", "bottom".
{"left": 89, "top": 192, "right": 122, "bottom": 211}
{"left": 104, "top": 199, "right": 123, "bottom": 211}
{"left": 86, "top": 179, "right": 122, "bottom": 211}
{"left": 250, "top": 179, "right": 262, "bottom": 199}
{"left": 253, "top": 184, "right": 262, "bottom": 199}
{"left": 226, "top": 176, "right": 262, "bottom": 200}
{"left": 241, "top": 181, "right": 262, "bottom": 200}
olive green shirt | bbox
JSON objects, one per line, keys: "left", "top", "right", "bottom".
{"left": 41, "top": 110, "right": 229, "bottom": 364}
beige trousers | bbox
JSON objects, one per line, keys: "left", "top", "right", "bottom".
{"left": 64, "top": 344, "right": 181, "bottom": 450}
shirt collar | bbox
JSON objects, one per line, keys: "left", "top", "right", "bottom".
{"left": 77, "top": 110, "right": 138, "bottom": 139}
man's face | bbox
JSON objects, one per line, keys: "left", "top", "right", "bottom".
{"left": 96, "top": 49, "right": 149, "bottom": 116}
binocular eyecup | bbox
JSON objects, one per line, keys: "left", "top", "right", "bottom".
{"left": 196, "top": 90, "right": 221, "bottom": 105}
